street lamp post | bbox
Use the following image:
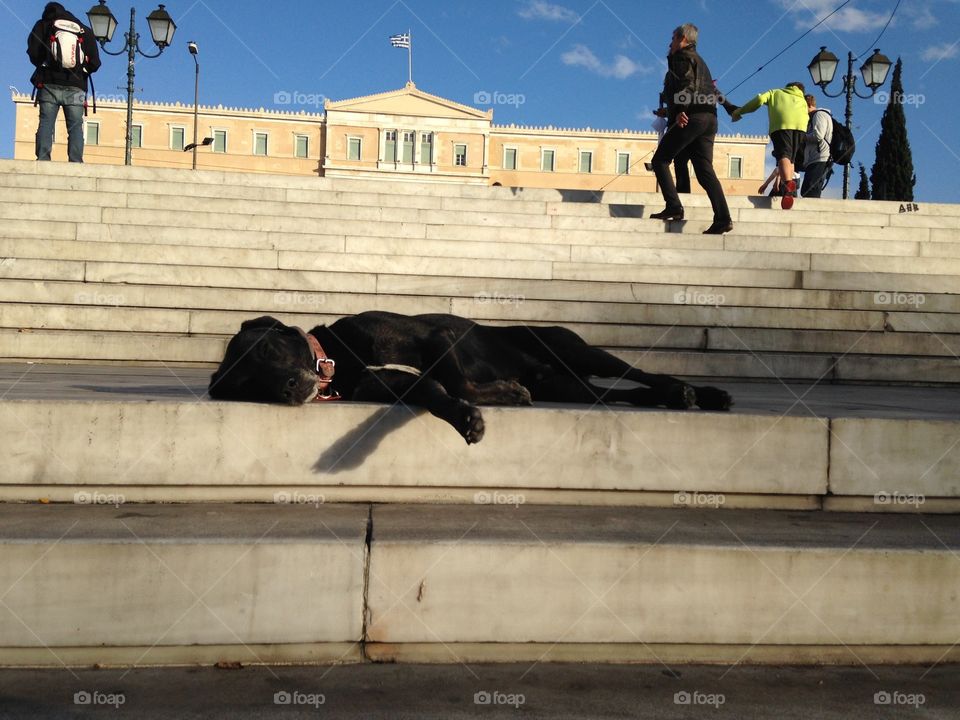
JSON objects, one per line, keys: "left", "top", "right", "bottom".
{"left": 188, "top": 41, "right": 199, "bottom": 169}
{"left": 808, "top": 46, "right": 892, "bottom": 199}
{"left": 86, "top": 1, "right": 177, "bottom": 166}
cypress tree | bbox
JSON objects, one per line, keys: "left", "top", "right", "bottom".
{"left": 869, "top": 58, "right": 916, "bottom": 201}
{"left": 854, "top": 163, "right": 871, "bottom": 199}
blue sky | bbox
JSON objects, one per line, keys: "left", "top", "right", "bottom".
{"left": 2, "top": 0, "right": 958, "bottom": 201}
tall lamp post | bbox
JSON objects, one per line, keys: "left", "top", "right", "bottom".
{"left": 807, "top": 46, "right": 892, "bottom": 199}
{"left": 188, "top": 40, "right": 199, "bottom": 169}
{"left": 86, "top": 0, "right": 177, "bottom": 166}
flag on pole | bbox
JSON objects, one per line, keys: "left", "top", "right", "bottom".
{"left": 389, "top": 33, "right": 410, "bottom": 49}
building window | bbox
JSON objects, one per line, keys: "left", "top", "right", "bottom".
{"left": 420, "top": 132, "right": 433, "bottom": 163}
{"left": 541, "top": 149, "right": 555, "bottom": 172}
{"left": 454, "top": 143, "right": 467, "bottom": 167}
{"left": 347, "top": 137, "right": 361, "bottom": 161}
{"left": 253, "top": 132, "right": 268, "bottom": 156}
{"left": 384, "top": 130, "right": 397, "bottom": 161}
{"left": 85, "top": 121, "right": 99, "bottom": 146}
{"left": 295, "top": 134, "right": 309, "bottom": 159}
{"left": 503, "top": 147, "right": 517, "bottom": 170}
{"left": 729, "top": 156, "right": 743, "bottom": 179}
{"left": 213, "top": 130, "right": 227, "bottom": 153}
{"left": 131, "top": 124, "right": 142, "bottom": 149}
{"left": 402, "top": 131, "right": 414, "bottom": 163}
{"left": 617, "top": 152, "right": 630, "bottom": 175}
{"left": 170, "top": 126, "right": 185, "bottom": 151}
{"left": 579, "top": 150, "right": 593, "bottom": 173}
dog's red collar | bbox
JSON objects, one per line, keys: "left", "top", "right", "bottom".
{"left": 298, "top": 329, "right": 340, "bottom": 401}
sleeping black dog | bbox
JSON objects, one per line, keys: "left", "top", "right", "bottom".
{"left": 208, "top": 311, "right": 732, "bottom": 444}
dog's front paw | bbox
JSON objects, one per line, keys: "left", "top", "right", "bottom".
{"left": 695, "top": 386, "right": 733, "bottom": 411}
{"left": 457, "top": 402, "right": 485, "bottom": 444}
{"left": 502, "top": 380, "right": 532, "bottom": 406}
{"left": 663, "top": 383, "right": 697, "bottom": 410}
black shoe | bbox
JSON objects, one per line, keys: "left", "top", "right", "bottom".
{"left": 703, "top": 221, "right": 733, "bottom": 235}
{"left": 650, "top": 208, "right": 684, "bottom": 221}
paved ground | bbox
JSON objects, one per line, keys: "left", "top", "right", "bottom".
{"left": 0, "top": 663, "right": 957, "bottom": 719}
{"left": 2, "top": 363, "right": 959, "bottom": 420}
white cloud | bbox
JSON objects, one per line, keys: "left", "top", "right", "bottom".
{"left": 921, "top": 42, "right": 959, "bottom": 62}
{"left": 517, "top": 0, "right": 579, "bottom": 22}
{"left": 561, "top": 44, "right": 650, "bottom": 79}
{"left": 775, "top": 0, "right": 891, "bottom": 33}
{"left": 906, "top": 4, "right": 938, "bottom": 29}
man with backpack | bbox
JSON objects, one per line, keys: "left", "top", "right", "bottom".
{"left": 27, "top": 2, "right": 101, "bottom": 163}
{"left": 801, "top": 95, "right": 833, "bottom": 198}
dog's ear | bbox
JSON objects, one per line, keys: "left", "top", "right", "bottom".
{"left": 240, "top": 316, "right": 283, "bottom": 332}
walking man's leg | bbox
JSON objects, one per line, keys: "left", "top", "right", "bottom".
{"left": 651, "top": 125, "right": 692, "bottom": 216}
{"left": 800, "top": 162, "right": 830, "bottom": 198}
{"left": 63, "top": 88, "right": 86, "bottom": 163}
{"left": 35, "top": 87, "right": 59, "bottom": 161}
{"left": 686, "top": 114, "right": 732, "bottom": 232}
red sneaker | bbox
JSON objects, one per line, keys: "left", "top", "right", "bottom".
{"left": 781, "top": 180, "right": 797, "bottom": 210}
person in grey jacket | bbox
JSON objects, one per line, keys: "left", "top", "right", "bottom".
{"left": 800, "top": 94, "right": 833, "bottom": 198}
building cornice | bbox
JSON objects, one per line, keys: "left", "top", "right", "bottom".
{"left": 493, "top": 122, "right": 769, "bottom": 143}
{"left": 325, "top": 82, "right": 492, "bottom": 120}
{"left": 11, "top": 93, "right": 324, "bottom": 121}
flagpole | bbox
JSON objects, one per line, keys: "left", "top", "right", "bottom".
{"left": 408, "top": 28, "right": 413, "bottom": 84}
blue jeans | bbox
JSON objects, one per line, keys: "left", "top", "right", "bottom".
{"left": 801, "top": 161, "right": 833, "bottom": 198}
{"left": 36, "top": 85, "right": 86, "bottom": 163}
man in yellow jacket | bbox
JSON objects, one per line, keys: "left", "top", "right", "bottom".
{"left": 731, "top": 82, "right": 809, "bottom": 209}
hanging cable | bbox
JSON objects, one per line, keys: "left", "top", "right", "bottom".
{"left": 725, "top": 0, "right": 851, "bottom": 96}
{"left": 857, "top": 0, "right": 901, "bottom": 59}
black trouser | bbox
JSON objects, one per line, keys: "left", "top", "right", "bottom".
{"left": 675, "top": 147, "right": 691, "bottom": 194}
{"left": 652, "top": 112, "right": 731, "bottom": 224}
{"left": 801, "top": 161, "right": 833, "bottom": 198}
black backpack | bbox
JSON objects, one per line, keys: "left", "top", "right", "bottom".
{"left": 816, "top": 110, "right": 855, "bottom": 165}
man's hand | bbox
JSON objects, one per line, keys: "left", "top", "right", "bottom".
{"left": 653, "top": 108, "right": 667, "bottom": 118}
{"left": 677, "top": 112, "right": 689, "bottom": 128}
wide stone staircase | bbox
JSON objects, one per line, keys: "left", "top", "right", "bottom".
{"left": 0, "top": 159, "right": 958, "bottom": 668}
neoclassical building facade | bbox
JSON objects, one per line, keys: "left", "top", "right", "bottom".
{"left": 13, "top": 83, "right": 767, "bottom": 193}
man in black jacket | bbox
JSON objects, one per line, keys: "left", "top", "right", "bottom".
{"left": 650, "top": 24, "right": 732, "bottom": 235}
{"left": 27, "top": 2, "right": 101, "bottom": 162}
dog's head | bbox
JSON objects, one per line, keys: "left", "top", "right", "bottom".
{"left": 208, "top": 316, "right": 322, "bottom": 405}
